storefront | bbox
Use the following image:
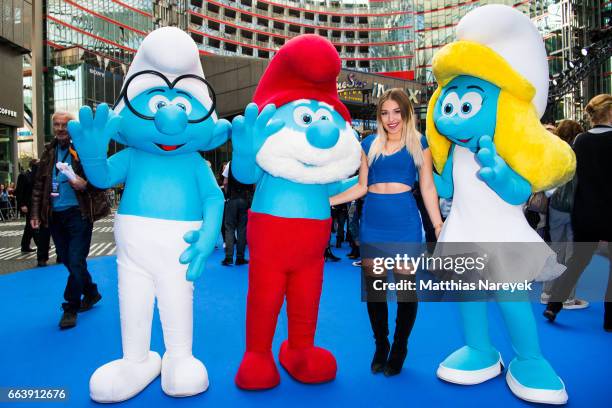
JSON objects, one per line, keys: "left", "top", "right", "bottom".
{"left": 0, "top": 0, "right": 32, "bottom": 184}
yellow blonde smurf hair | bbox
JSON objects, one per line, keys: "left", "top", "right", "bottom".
{"left": 426, "top": 41, "right": 576, "bottom": 191}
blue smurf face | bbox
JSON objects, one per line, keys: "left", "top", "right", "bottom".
{"left": 117, "top": 85, "right": 216, "bottom": 155}
{"left": 275, "top": 99, "right": 347, "bottom": 149}
{"left": 433, "top": 75, "right": 500, "bottom": 150}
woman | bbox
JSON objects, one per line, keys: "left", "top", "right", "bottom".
{"left": 544, "top": 94, "right": 612, "bottom": 331}
{"left": 331, "top": 88, "right": 443, "bottom": 376}
{"left": 541, "top": 119, "right": 588, "bottom": 309}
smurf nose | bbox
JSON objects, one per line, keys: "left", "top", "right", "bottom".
{"left": 306, "top": 120, "right": 339, "bottom": 149}
{"left": 154, "top": 105, "right": 188, "bottom": 135}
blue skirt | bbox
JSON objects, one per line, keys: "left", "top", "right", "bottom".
{"left": 360, "top": 191, "right": 423, "bottom": 244}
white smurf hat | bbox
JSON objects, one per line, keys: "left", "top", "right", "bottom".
{"left": 455, "top": 4, "right": 549, "bottom": 118}
{"left": 114, "top": 26, "right": 215, "bottom": 118}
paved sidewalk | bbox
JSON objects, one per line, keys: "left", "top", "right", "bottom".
{"left": 0, "top": 213, "right": 116, "bottom": 275}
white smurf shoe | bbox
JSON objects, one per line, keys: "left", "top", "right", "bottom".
{"left": 437, "top": 346, "right": 504, "bottom": 385}
{"left": 89, "top": 351, "right": 161, "bottom": 403}
{"left": 161, "top": 353, "right": 209, "bottom": 397}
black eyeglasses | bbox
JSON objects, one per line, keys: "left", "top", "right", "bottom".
{"left": 114, "top": 70, "right": 217, "bottom": 123}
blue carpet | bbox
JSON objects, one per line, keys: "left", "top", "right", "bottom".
{"left": 0, "top": 246, "right": 609, "bottom": 407}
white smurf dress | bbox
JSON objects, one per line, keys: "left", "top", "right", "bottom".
{"left": 437, "top": 145, "right": 564, "bottom": 283}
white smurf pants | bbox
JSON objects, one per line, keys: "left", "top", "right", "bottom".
{"left": 89, "top": 214, "right": 207, "bottom": 402}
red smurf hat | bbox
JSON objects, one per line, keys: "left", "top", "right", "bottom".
{"left": 253, "top": 34, "right": 351, "bottom": 122}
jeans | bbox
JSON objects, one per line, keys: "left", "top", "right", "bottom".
{"left": 224, "top": 198, "right": 248, "bottom": 260}
{"left": 50, "top": 207, "right": 97, "bottom": 312}
{"left": 543, "top": 208, "right": 576, "bottom": 300}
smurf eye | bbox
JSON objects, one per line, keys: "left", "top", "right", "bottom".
{"left": 458, "top": 92, "right": 483, "bottom": 119}
{"left": 148, "top": 94, "right": 171, "bottom": 114}
{"left": 440, "top": 92, "right": 460, "bottom": 117}
{"left": 172, "top": 96, "right": 193, "bottom": 115}
{"left": 314, "top": 108, "right": 334, "bottom": 122}
{"left": 293, "top": 106, "right": 316, "bottom": 127}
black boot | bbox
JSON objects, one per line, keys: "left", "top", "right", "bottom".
{"left": 367, "top": 301, "right": 389, "bottom": 373}
{"left": 347, "top": 244, "right": 360, "bottom": 259}
{"left": 384, "top": 284, "right": 418, "bottom": 376}
{"left": 324, "top": 245, "right": 340, "bottom": 262}
{"left": 543, "top": 301, "right": 563, "bottom": 322}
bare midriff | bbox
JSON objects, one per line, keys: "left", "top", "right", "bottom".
{"left": 368, "top": 182, "right": 412, "bottom": 194}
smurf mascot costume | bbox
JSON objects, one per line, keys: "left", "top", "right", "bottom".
{"left": 230, "top": 34, "right": 361, "bottom": 390}
{"left": 67, "top": 27, "right": 230, "bottom": 402}
{"left": 427, "top": 5, "right": 576, "bottom": 405}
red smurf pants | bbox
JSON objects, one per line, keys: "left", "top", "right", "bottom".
{"left": 235, "top": 210, "right": 336, "bottom": 389}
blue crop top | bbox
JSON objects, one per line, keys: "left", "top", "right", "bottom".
{"left": 361, "top": 134, "right": 429, "bottom": 187}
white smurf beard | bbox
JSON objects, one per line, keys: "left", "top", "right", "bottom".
{"left": 255, "top": 123, "right": 362, "bottom": 184}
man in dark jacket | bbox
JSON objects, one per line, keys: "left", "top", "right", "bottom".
{"left": 31, "top": 111, "right": 110, "bottom": 329}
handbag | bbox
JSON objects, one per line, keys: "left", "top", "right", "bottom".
{"left": 549, "top": 175, "right": 577, "bottom": 213}
{"left": 526, "top": 192, "right": 549, "bottom": 213}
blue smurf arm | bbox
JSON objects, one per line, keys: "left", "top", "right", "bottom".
{"left": 476, "top": 136, "right": 532, "bottom": 205}
{"left": 68, "top": 103, "right": 128, "bottom": 188}
{"left": 327, "top": 176, "right": 359, "bottom": 197}
{"left": 433, "top": 144, "right": 454, "bottom": 199}
{"left": 180, "top": 162, "right": 225, "bottom": 281}
{"left": 79, "top": 149, "right": 131, "bottom": 188}
{"left": 231, "top": 103, "right": 284, "bottom": 184}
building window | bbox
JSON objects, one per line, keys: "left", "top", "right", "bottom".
{"left": 208, "top": 38, "right": 221, "bottom": 48}
{"left": 208, "top": 20, "right": 220, "bottom": 31}
{"left": 224, "top": 42, "right": 237, "bottom": 52}
{"left": 359, "top": 60, "right": 370, "bottom": 69}
{"left": 272, "top": 6, "right": 284, "bottom": 16}
{"left": 224, "top": 9, "right": 236, "bottom": 19}
{"left": 331, "top": 16, "right": 341, "bottom": 24}
{"left": 345, "top": 16, "right": 354, "bottom": 24}
{"left": 225, "top": 25, "right": 237, "bottom": 35}
{"left": 305, "top": 12, "right": 315, "bottom": 21}
{"left": 258, "top": 50, "right": 270, "bottom": 58}
{"left": 304, "top": 27, "right": 315, "bottom": 34}
{"left": 273, "top": 37, "right": 285, "bottom": 46}
{"left": 358, "top": 16, "right": 368, "bottom": 24}
{"left": 273, "top": 21, "right": 284, "bottom": 30}
{"left": 319, "top": 29, "right": 328, "bottom": 37}
{"left": 191, "top": 33, "right": 204, "bottom": 44}
{"left": 288, "top": 9, "right": 300, "bottom": 18}
{"left": 207, "top": 3, "right": 219, "bottom": 14}
{"left": 346, "top": 60, "right": 356, "bottom": 68}
{"left": 240, "top": 13, "right": 252, "bottom": 24}
{"left": 242, "top": 46, "right": 254, "bottom": 56}
{"left": 257, "top": 17, "right": 269, "bottom": 28}
{"left": 256, "top": 2, "right": 268, "bottom": 12}
{"left": 257, "top": 33, "right": 269, "bottom": 42}
{"left": 319, "top": 14, "right": 328, "bottom": 23}
{"left": 241, "top": 0, "right": 252, "bottom": 6}
{"left": 289, "top": 24, "right": 300, "bottom": 34}
{"left": 240, "top": 29, "right": 253, "bottom": 40}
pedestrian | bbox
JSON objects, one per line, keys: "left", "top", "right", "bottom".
{"left": 15, "top": 159, "right": 38, "bottom": 253}
{"left": 541, "top": 119, "right": 588, "bottom": 309}
{"left": 221, "top": 161, "right": 253, "bottom": 266}
{"left": 544, "top": 94, "right": 612, "bottom": 331}
{"left": 331, "top": 88, "right": 443, "bottom": 376}
{"left": 30, "top": 110, "right": 110, "bottom": 329}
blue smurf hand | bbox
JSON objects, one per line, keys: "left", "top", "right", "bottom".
{"left": 231, "top": 103, "right": 284, "bottom": 157}
{"left": 68, "top": 104, "right": 121, "bottom": 160}
{"left": 180, "top": 230, "right": 215, "bottom": 281}
{"left": 476, "top": 135, "right": 531, "bottom": 205}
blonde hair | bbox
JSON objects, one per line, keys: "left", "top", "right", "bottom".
{"left": 368, "top": 88, "right": 424, "bottom": 168}
{"left": 585, "top": 94, "right": 612, "bottom": 125}
{"left": 425, "top": 40, "right": 576, "bottom": 192}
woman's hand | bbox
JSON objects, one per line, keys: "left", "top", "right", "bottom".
{"left": 434, "top": 222, "right": 443, "bottom": 239}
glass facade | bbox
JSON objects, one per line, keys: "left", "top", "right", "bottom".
{"left": 188, "top": 0, "right": 416, "bottom": 77}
